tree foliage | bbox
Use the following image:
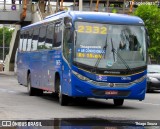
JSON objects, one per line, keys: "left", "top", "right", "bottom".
{"left": 133, "top": 5, "right": 160, "bottom": 62}
{"left": 0, "top": 27, "right": 14, "bottom": 47}
{"left": 0, "top": 27, "right": 14, "bottom": 60}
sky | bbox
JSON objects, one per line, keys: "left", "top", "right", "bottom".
{"left": 0, "top": 0, "right": 74, "bottom": 6}
{"left": 0, "top": 0, "right": 20, "bottom": 4}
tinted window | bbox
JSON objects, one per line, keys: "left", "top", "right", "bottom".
{"left": 54, "top": 22, "right": 62, "bottom": 47}
{"left": 22, "top": 32, "right": 28, "bottom": 51}
{"left": 63, "top": 28, "right": 72, "bottom": 62}
{"left": 26, "top": 29, "right": 33, "bottom": 51}
{"left": 38, "top": 25, "right": 47, "bottom": 50}
{"left": 19, "top": 32, "right": 23, "bottom": 51}
{"left": 32, "top": 27, "right": 39, "bottom": 51}
{"left": 45, "top": 24, "right": 54, "bottom": 49}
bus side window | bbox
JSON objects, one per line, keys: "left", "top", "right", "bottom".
{"left": 22, "top": 32, "right": 28, "bottom": 52}
{"left": 19, "top": 32, "right": 23, "bottom": 52}
{"left": 26, "top": 29, "right": 33, "bottom": 51}
{"left": 38, "top": 25, "right": 47, "bottom": 50}
{"left": 32, "top": 27, "right": 39, "bottom": 51}
{"left": 54, "top": 22, "right": 62, "bottom": 47}
{"left": 63, "top": 28, "right": 72, "bottom": 62}
{"left": 45, "top": 24, "right": 54, "bottom": 49}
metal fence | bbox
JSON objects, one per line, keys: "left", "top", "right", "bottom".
{"left": 49, "top": 4, "right": 131, "bottom": 14}
{"left": 0, "top": 3, "right": 21, "bottom": 11}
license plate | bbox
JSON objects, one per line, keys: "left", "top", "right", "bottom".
{"left": 105, "top": 91, "right": 118, "bottom": 95}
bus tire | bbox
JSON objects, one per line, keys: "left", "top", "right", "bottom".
{"left": 27, "top": 74, "right": 36, "bottom": 96}
{"left": 59, "top": 85, "right": 69, "bottom": 106}
{"left": 113, "top": 99, "right": 124, "bottom": 106}
{"left": 36, "top": 89, "right": 43, "bottom": 96}
{"left": 74, "top": 97, "right": 87, "bottom": 103}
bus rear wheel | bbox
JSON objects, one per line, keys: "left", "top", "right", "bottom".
{"left": 113, "top": 99, "right": 124, "bottom": 106}
{"left": 27, "top": 74, "right": 36, "bottom": 96}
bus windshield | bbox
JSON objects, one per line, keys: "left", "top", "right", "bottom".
{"left": 74, "top": 22, "right": 147, "bottom": 70}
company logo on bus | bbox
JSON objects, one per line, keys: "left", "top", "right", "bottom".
{"left": 121, "top": 77, "right": 131, "bottom": 80}
{"left": 97, "top": 76, "right": 108, "bottom": 81}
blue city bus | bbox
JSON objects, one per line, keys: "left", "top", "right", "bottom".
{"left": 17, "top": 11, "right": 149, "bottom": 106}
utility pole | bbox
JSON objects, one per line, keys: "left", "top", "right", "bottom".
{"left": 79, "top": 0, "right": 83, "bottom": 11}
{"left": 90, "top": 0, "right": 93, "bottom": 11}
{"left": 56, "top": 0, "right": 59, "bottom": 12}
{"left": 48, "top": 0, "right": 51, "bottom": 13}
{"left": 106, "top": 0, "right": 109, "bottom": 12}
{"left": 123, "top": 0, "right": 126, "bottom": 14}
{"left": 3, "top": 25, "right": 5, "bottom": 63}
{"left": 3, "top": 0, "right": 6, "bottom": 10}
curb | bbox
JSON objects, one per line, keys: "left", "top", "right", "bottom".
{"left": 0, "top": 72, "right": 15, "bottom": 76}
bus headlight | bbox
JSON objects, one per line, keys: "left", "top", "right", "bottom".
{"left": 72, "top": 71, "right": 90, "bottom": 81}
{"left": 133, "top": 75, "right": 146, "bottom": 84}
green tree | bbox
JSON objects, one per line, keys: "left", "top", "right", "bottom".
{"left": 133, "top": 5, "right": 160, "bottom": 62}
{"left": 0, "top": 27, "right": 14, "bottom": 60}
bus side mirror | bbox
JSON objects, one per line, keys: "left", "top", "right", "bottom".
{"left": 145, "top": 28, "right": 150, "bottom": 47}
{"left": 65, "top": 22, "right": 72, "bottom": 29}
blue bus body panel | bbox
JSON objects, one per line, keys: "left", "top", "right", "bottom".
{"left": 17, "top": 52, "right": 31, "bottom": 86}
{"left": 17, "top": 49, "right": 62, "bottom": 91}
{"left": 61, "top": 58, "right": 71, "bottom": 95}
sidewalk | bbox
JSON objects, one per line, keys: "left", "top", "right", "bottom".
{"left": 0, "top": 71, "right": 15, "bottom": 76}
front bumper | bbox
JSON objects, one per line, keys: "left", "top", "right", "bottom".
{"left": 70, "top": 74, "right": 146, "bottom": 100}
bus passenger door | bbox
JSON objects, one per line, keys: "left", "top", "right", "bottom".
{"left": 62, "top": 25, "right": 73, "bottom": 95}
{"left": 62, "top": 58, "right": 71, "bottom": 95}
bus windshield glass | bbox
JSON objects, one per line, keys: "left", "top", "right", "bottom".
{"left": 74, "top": 22, "right": 146, "bottom": 70}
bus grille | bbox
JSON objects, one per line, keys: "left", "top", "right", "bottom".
{"left": 91, "top": 81, "right": 132, "bottom": 88}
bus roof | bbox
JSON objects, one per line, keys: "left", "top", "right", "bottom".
{"left": 21, "top": 11, "right": 144, "bottom": 30}
{"left": 68, "top": 11, "right": 144, "bottom": 25}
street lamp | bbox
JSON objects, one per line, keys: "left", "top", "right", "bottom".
{"left": 3, "top": 25, "right": 5, "bottom": 63}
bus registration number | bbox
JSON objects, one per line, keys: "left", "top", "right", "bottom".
{"left": 105, "top": 91, "right": 118, "bottom": 95}
{"left": 78, "top": 25, "right": 107, "bottom": 34}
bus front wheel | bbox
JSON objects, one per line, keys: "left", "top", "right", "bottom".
{"left": 113, "top": 99, "right": 124, "bottom": 106}
{"left": 59, "top": 85, "right": 69, "bottom": 106}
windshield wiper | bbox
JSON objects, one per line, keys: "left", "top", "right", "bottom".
{"left": 93, "top": 35, "right": 108, "bottom": 73}
{"left": 111, "top": 38, "right": 132, "bottom": 72}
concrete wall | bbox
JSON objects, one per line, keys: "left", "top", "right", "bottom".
{"left": 0, "top": 1, "right": 32, "bottom": 24}
{"left": 4, "top": 25, "right": 20, "bottom": 72}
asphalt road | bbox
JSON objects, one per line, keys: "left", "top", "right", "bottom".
{"left": 0, "top": 74, "right": 160, "bottom": 120}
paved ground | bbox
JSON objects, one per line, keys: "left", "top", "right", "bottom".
{"left": 0, "top": 73, "right": 160, "bottom": 122}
